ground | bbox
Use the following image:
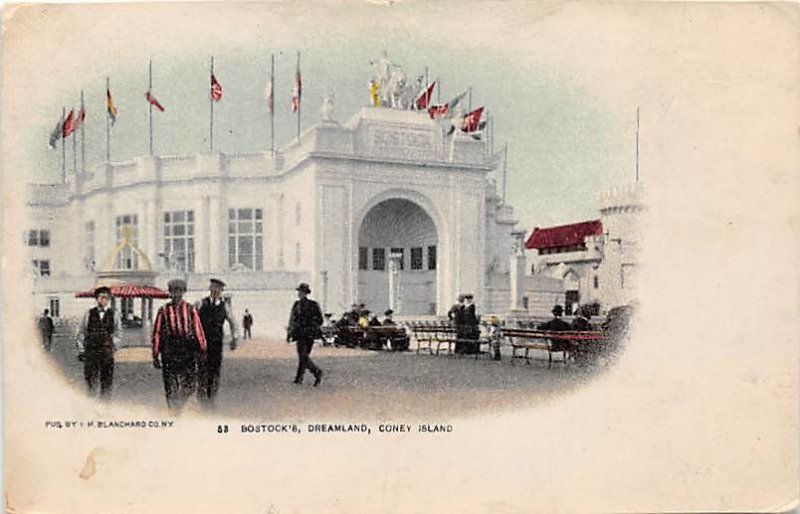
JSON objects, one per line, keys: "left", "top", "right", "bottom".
{"left": 44, "top": 327, "right": 607, "bottom": 420}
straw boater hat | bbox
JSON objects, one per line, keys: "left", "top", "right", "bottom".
{"left": 209, "top": 278, "right": 226, "bottom": 288}
{"left": 94, "top": 286, "right": 112, "bottom": 298}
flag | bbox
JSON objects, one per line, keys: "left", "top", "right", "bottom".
{"left": 428, "top": 91, "right": 467, "bottom": 120}
{"left": 145, "top": 91, "right": 165, "bottom": 112}
{"left": 415, "top": 81, "right": 436, "bottom": 110}
{"left": 369, "top": 80, "right": 380, "bottom": 107}
{"left": 292, "top": 62, "right": 302, "bottom": 113}
{"left": 211, "top": 73, "right": 223, "bottom": 101}
{"left": 48, "top": 117, "right": 64, "bottom": 149}
{"left": 428, "top": 103, "right": 449, "bottom": 119}
{"left": 468, "top": 120, "right": 488, "bottom": 140}
{"left": 62, "top": 110, "right": 75, "bottom": 137}
{"left": 265, "top": 80, "right": 273, "bottom": 113}
{"left": 461, "top": 107, "right": 484, "bottom": 132}
{"left": 107, "top": 88, "right": 118, "bottom": 125}
{"left": 74, "top": 108, "right": 86, "bottom": 131}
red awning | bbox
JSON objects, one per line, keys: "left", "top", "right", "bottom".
{"left": 525, "top": 220, "right": 603, "bottom": 250}
{"left": 76, "top": 284, "right": 170, "bottom": 299}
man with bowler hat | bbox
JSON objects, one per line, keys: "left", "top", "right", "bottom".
{"left": 75, "top": 286, "right": 123, "bottom": 399}
{"left": 196, "top": 278, "right": 238, "bottom": 404}
{"left": 287, "top": 282, "right": 324, "bottom": 386}
{"left": 538, "top": 304, "right": 572, "bottom": 354}
{"left": 152, "top": 279, "right": 207, "bottom": 412}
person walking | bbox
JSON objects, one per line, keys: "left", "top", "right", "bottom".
{"left": 196, "top": 278, "right": 238, "bottom": 405}
{"left": 75, "top": 286, "right": 123, "bottom": 399}
{"left": 287, "top": 283, "right": 324, "bottom": 386}
{"left": 38, "top": 308, "right": 55, "bottom": 351}
{"left": 242, "top": 309, "right": 253, "bottom": 339}
{"left": 152, "top": 279, "right": 207, "bottom": 412}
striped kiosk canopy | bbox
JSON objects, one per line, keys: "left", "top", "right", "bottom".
{"left": 75, "top": 284, "right": 169, "bottom": 299}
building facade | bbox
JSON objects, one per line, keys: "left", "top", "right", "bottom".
{"left": 27, "top": 106, "right": 521, "bottom": 334}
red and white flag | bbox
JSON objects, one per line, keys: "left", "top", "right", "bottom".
{"left": 461, "top": 107, "right": 484, "bottom": 132}
{"left": 145, "top": 91, "right": 165, "bottom": 112}
{"left": 265, "top": 79, "right": 273, "bottom": 113}
{"left": 62, "top": 110, "right": 75, "bottom": 137}
{"left": 427, "top": 103, "right": 449, "bottom": 120}
{"left": 292, "top": 62, "right": 302, "bottom": 113}
{"left": 210, "top": 73, "right": 223, "bottom": 102}
{"left": 415, "top": 81, "right": 436, "bottom": 110}
{"left": 74, "top": 107, "right": 86, "bottom": 130}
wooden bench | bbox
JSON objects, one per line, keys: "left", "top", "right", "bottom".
{"left": 410, "top": 325, "right": 456, "bottom": 355}
{"left": 501, "top": 329, "right": 606, "bottom": 368}
{"left": 364, "top": 326, "right": 409, "bottom": 351}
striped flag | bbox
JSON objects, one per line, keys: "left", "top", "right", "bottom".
{"left": 210, "top": 73, "right": 223, "bottom": 102}
{"left": 428, "top": 91, "right": 467, "bottom": 120}
{"left": 145, "top": 91, "right": 165, "bottom": 112}
{"left": 415, "top": 81, "right": 436, "bottom": 110}
{"left": 107, "top": 88, "right": 118, "bottom": 125}
{"left": 292, "top": 60, "right": 302, "bottom": 112}
{"left": 62, "top": 110, "right": 75, "bottom": 137}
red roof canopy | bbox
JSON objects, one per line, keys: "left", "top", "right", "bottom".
{"left": 525, "top": 220, "right": 603, "bottom": 250}
{"left": 75, "top": 284, "right": 169, "bottom": 299}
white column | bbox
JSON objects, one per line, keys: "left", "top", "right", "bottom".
{"left": 388, "top": 253, "right": 401, "bottom": 313}
{"left": 509, "top": 231, "right": 527, "bottom": 313}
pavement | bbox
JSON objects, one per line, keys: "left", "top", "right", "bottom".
{"left": 44, "top": 327, "right": 605, "bottom": 420}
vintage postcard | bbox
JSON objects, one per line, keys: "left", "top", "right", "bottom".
{"left": 2, "top": 1, "right": 798, "bottom": 513}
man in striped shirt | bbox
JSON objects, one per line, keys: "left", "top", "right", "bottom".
{"left": 152, "top": 279, "right": 207, "bottom": 412}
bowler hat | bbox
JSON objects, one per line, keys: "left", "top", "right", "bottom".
{"left": 168, "top": 279, "right": 187, "bottom": 292}
{"left": 296, "top": 283, "right": 311, "bottom": 293}
{"left": 94, "top": 286, "right": 112, "bottom": 298}
{"left": 209, "top": 278, "right": 226, "bottom": 288}
{"left": 464, "top": 294, "right": 474, "bottom": 300}
{"left": 384, "top": 309, "right": 394, "bottom": 316}
{"left": 552, "top": 305, "right": 564, "bottom": 316}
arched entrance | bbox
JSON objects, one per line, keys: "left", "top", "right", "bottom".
{"left": 357, "top": 198, "right": 438, "bottom": 316}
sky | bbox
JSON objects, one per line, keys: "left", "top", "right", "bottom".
{"left": 17, "top": 2, "right": 643, "bottom": 231}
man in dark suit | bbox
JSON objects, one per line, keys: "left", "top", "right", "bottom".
{"left": 196, "top": 278, "right": 238, "bottom": 405}
{"left": 538, "top": 304, "right": 572, "bottom": 353}
{"left": 38, "top": 308, "right": 55, "bottom": 351}
{"left": 449, "top": 294, "right": 466, "bottom": 353}
{"left": 461, "top": 294, "right": 480, "bottom": 354}
{"left": 287, "top": 283, "right": 324, "bottom": 386}
{"left": 570, "top": 306, "right": 594, "bottom": 363}
{"left": 75, "top": 286, "right": 123, "bottom": 399}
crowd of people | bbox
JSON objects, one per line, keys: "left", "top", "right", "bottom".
{"left": 55, "top": 279, "right": 619, "bottom": 412}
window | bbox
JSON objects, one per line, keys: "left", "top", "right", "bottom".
{"left": 84, "top": 222, "right": 95, "bottom": 271}
{"left": 359, "top": 247, "right": 368, "bottom": 270}
{"left": 410, "top": 247, "right": 423, "bottom": 270}
{"left": 28, "top": 229, "right": 50, "bottom": 247}
{"left": 593, "top": 276, "right": 599, "bottom": 289}
{"left": 372, "top": 248, "right": 385, "bottom": 271}
{"left": 115, "top": 214, "right": 139, "bottom": 269}
{"left": 427, "top": 245, "right": 437, "bottom": 271}
{"left": 32, "top": 260, "right": 50, "bottom": 277}
{"left": 164, "top": 210, "right": 195, "bottom": 272}
{"left": 295, "top": 203, "right": 302, "bottom": 226}
{"left": 48, "top": 297, "right": 60, "bottom": 318}
{"left": 390, "top": 247, "right": 404, "bottom": 270}
{"left": 228, "top": 208, "right": 263, "bottom": 271}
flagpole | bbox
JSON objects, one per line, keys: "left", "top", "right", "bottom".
{"left": 635, "top": 106, "right": 640, "bottom": 182}
{"left": 270, "top": 53, "right": 275, "bottom": 156}
{"left": 80, "top": 90, "right": 85, "bottom": 173}
{"left": 468, "top": 86, "right": 472, "bottom": 112}
{"left": 149, "top": 59, "right": 154, "bottom": 156}
{"left": 437, "top": 77, "right": 441, "bottom": 104}
{"left": 72, "top": 106, "right": 78, "bottom": 176}
{"left": 61, "top": 107, "right": 66, "bottom": 184}
{"left": 210, "top": 56, "right": 215, "bottom": 151}
{"left": 296, "top": 51, "right": 301, "bottom": 140}
{"left": 502, "top": 143, "right": 509, "bottom": 204}
{"left": 106, "top": 77, "right": 111, "bottom": 161}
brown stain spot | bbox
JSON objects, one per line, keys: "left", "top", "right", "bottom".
{"left": 78, "top": 447, "right": 102, "bottom": 480}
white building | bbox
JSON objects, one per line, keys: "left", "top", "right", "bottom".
{"left": 525, "top": 183, "right": 643, "bottom": 315}
{"left": 27, "top": 106, "right": 521, "bottom": 334}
